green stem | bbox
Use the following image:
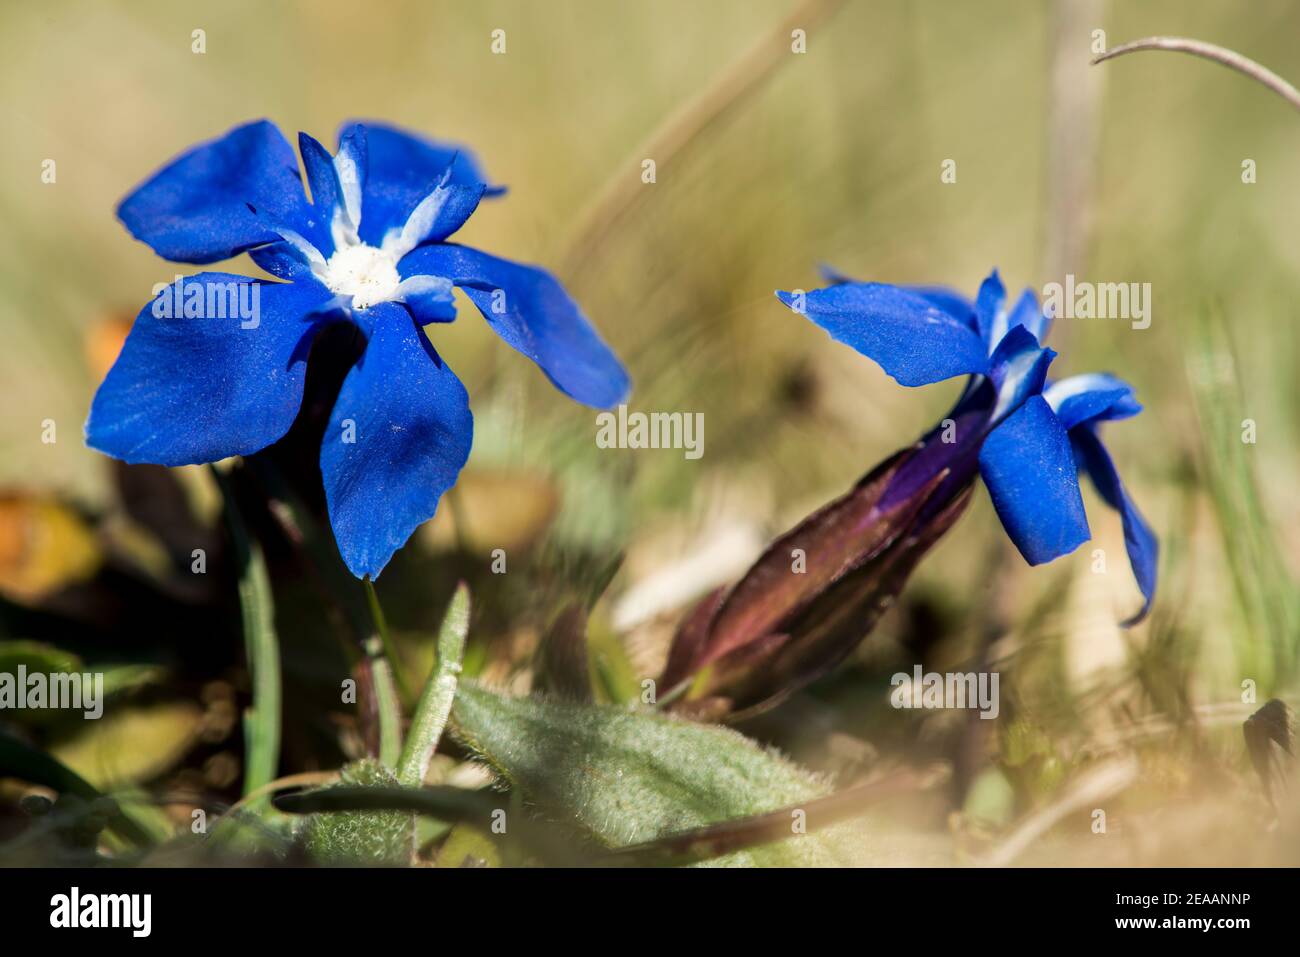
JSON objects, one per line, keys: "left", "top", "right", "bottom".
{"left": 446, "top": 484, "right": 472, "bottom": 553}
{"left": 246, "top": 456, "right": 365, "bottom": 663}
{"left": 364, "top": 577, "right": 410, "bottom": 702}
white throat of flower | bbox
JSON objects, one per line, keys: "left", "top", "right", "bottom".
{"left": 319, "top": 242, "right": 400, "bottom": 310}
{"left": 276, "top": 159, "right": 458, "bottom": 312}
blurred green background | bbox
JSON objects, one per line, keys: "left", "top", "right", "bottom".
{"left": 1, "top": 0, "right": 1297, "bottom": 864}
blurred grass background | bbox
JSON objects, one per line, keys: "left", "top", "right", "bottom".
{"left": 1, "top": 0, "right": 1298, "bottom": 864}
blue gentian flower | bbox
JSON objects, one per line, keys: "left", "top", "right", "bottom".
{"left": 86, "top": 120, "right": 629, "bottom": 578}
{"left": 777, "top": 267, "right": 1157, "bottom": 624}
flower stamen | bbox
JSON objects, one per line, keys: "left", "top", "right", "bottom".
{"left": 322, "top": 242, "right": 402, "bottom": 311}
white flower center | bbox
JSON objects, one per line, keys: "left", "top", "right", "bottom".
{"left": 322, "top": 242, "right": 401, "bottom": 310}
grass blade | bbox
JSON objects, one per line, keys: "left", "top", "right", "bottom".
{"left": 213, "top": 466, "right": 281, "bottom": 806}
{"left": 1186, "top": 308, "right": 1300, "bottom": 687}
{"left": 368, "top": 645, "right": 404, "bottom": 769}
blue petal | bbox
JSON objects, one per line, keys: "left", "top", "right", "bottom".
{"left": 1044, "top": 373, "right": 1142, "bottom": 430}
{"left": 399, "top": 243, "right": 630, "bottom": 408}
{"left": 333, "top": 125, "right": 368, "bottom": 236}
{"left": 343, "top": 121, "right": 501, "bottom": 247}
{"left": 987, "top": 325, "right": 1055, "bottom": 420}
{"left": 384, "top": 179, "right": 486, "bottom": 256}
{"left": 816, "top": 266, "right": 977, "bottom": 330}
{"left": 86, "top": 274, "right": 332, "bottom": 465}
{"left": 1072, "top": 427, "right": 1158, "bottom": 625}
{"left": 974, "top": 269, "right": 1006, "bottom": 347}
{"left": 298, "top": 132, "right": 346, "bottom": 252}
{"left": 299, "top": 133, "right": 341, "bottom": 218}
{"left": 118, "top": 120, "right": 318, "bottom": 264}
{"left": 249, "top": 241, "right": 324, "bottom": 283}
{"left": 775, "top": 282, "right": 989, "bottom": 387}
{"left": 912, "top": 286, "right": 978, "bottom": 330}
{"left": 320, "top": 302, "right": 473, "bottom": 579}
{"left": 395, "top": 274, "right": 457, "bottom": 324}
{"left": 1005, "top": 287, "right": 1051, "bottom": 343}
{"left": 979, "top": 395, "right": 1090, "bottom": 565}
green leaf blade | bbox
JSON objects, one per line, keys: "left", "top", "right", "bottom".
{"left": 397, "top": 583, "right": 470, "bottom": 787}
{"left": 214, "top": 467, "right": 282, "bottom": 805}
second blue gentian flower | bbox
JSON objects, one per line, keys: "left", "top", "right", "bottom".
{"left": 779, "top": 267, "right": 1157, "bottom": 624}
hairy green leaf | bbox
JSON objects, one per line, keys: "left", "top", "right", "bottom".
{"left": 450, "top": 682, "right": 856, "bottom": 866}
{"left": 299, "top": 759, "right": 415, "bottom": 866}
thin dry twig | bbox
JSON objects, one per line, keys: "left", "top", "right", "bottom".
{"left": 1041, "top": 0, "right": 1104, "bottom": 286}
{"left": 979, "top": 756, "right": 1138, "bottom": 867}
{"left": 219, "top": 771, "right": 340, "bottom": 821}
{"left": 1093, "top": 36, "right": 1300, "bottom": 113}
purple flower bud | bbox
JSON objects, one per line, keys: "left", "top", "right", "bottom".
{"left": 661, "top": 406, "right": 987, "bottom": 718}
